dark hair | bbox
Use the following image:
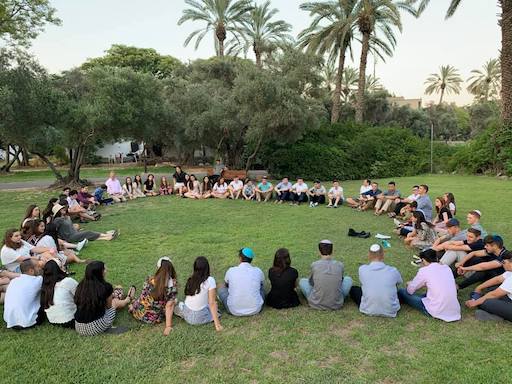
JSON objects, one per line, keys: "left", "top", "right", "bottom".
{"left": 184, "top": 256, "right": 210, "bottom": 296}
{"left": 468, "top": 228, "right": 482, "bottom": 238}
{"left": 202, "top": 176, "right": 212, "bottom": 192}
{"left": 125, "top": 177, "right": 133, "bottom": 190}
{"left": 413, "top": 185, "right": 420, "bottom": 189}
{"left": 134, "top": 175, "right": 142, "bottom": 186}
{"left": 74, "top": 261, "right": 112, "bottom": 318}
{"left": 365, "top": 179, "right": 371, "bottom": 184}
{"left": 434, "top": 196, "right": 446, "bottom": 214}
{"left": 20, "top": 259, "right": 35, "bottom": 273}
{"left": 445, "top": 192, "right": 456, "bottom": 214}
{"left": 420, "top": 184, "right": 429, "bottom": 192}
{"left": 187, "top": 174, "right": 197, "bottom": 190}
{"left": 100, "top": 184, "right": 107, "bottom": 189}
{"left": 318, "top": 242, "right": 333, "bottom": 256}
{"left": 238, "top": 249, "right": 253, "bottom": 263}
{"left": 62, "top": 187, "right": 70, "bottom": 192}
{"left": 151, "top": 259, "right": 177, "bottom": 301}
{"left": 43, "top": 198, "right": 58, "bottom": 222}
{"left": 41, "top": 260, "right": 67, "bottom": 309}
{"left": 52, "top": 206, "right": 67, "bottom": 219}
{"left": 502, "top": 251, "right": 512, "bottom": 261}
{"left": 419, "top": 248, "right": 438, "bottom": 263}
{"left": 271, "top": 248, "right": 291, "bottom": 274}
{"left": 160, "top": 176, "right": 168, "bottom": 187}
{"left": 3, "top": 228, "right": 22, "bottom": 250}
{"left": 413, "top": 211, "right": 433, "bottom": 229}
{"left": 175, "top": 166, "right": 182, "bottom": 173}
{"left": 409, "top": 201, "right": 418, "bottom": 209}
{"left": 484, "top": 235, "right": 503, "bottom": 248}
{"left": 388, "top": 181, "right": 396, "bottom": 186}
{"left": 22, "top": 204, "right": 40, "bottom": 227}
{"left": 42, "top": 222, "right": 61, "bottom": 252}
{"left": 21, "top": 219, "right": 43, "bottom": 243}
{"left": 69, "top": 189, "right": 78, "bottom": 196}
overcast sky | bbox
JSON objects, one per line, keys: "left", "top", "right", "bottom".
{"left": 29, "top": 0, "right": 501, "bottom": 105}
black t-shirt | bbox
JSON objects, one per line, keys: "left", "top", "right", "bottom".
{"left": 266, "top": 267, "right": 300, "bottom": 309}
{"left": 144, "top": 179, "right": 154, "bottom": 191}
{"left": 438, "top": 207, "right": 453, "bottom": 221}
{"left": 464, "top": 239, "right": 485, "bottom": 252}
{"left": 173, "top": 172, "right": 187, "bottom": 183}
{"left": 74, "top": 282, "right": 113, "bottom": 323}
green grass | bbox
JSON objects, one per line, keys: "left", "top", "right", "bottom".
{"left": 0, "top": 175, "right": 510, "bottom": 384}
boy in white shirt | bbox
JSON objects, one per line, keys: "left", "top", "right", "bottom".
{"left": 291, "top": 178, "right": 309, "bottom": 205}
{"left": 228, "top": 176, "right": 244, "bottom": 200}
{"left": 275, "top": 177, "right": 293, "bottom": 204}
{"left": 308, "top": 180, "right": 326, "bottom": 207}
{"left": 328, "top": 180, "right": 344, "bottom": 208}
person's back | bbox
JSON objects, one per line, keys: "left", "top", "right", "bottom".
{"left": 359, "top": 262, "right": 402, "bottom": 317}
{"left": 45, "top": 277, "right": 78, "bottom": 325}
{"left": 267, "top": 265, "right": 299, "bottom": 309}
{"left": 308, "top": 258, "right": 345, "bottom": 310}
{"left": 225, "top": 262, "right": 264, "bottom": 316}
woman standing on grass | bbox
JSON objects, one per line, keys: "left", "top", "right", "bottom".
{"left": 129, "top": 257, "right": 178, "bottom": 336}
{"left": 175, "top": 256, "right": 222, "bottom": 331}
{"left": 21, "top": 204, "right": 41, "bottom": 228}
{"left": 266, "top": 248, "right": 300, "bottom": 309}
{"left": 74, "top": 261, "right": 135, "bottom": 336}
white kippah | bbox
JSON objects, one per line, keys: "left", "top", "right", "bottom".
{"left": 320, "top": 239, "right": 333, "bottom": 245}
{"left": 370, "top": 244, "right": 381, "bottom": 252}
{"left": 157, "top": 256, "right": 171, "bottom": 268}
{"left": 473, "top": 210, "right": 482, "bottom": 217}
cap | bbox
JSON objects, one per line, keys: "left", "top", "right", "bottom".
{"left": 157, "top": 256, "right": 171, "bottom": 268}
{"left": 319, "top": 239, "right": 333, "bottom": 245}
{"left": 240, "top": 247, "right": 255, "bottom": 259}
{"left": 369, "top": 244, "right": 381, "bottom": 252}
{"left": 52, "top": 204, "right": 65, "bottom": 217}
{"left": 446, "top": 218, "right": 460, "bottom": 227}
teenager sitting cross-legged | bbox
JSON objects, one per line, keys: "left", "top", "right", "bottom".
{"left": 308, "top": 180, "right": 327, "bottom": 207}
{"left": 266, "top": 248, "right": 300, "bottom": 309}
{"left": 274, "top": 177, "right": 292, "bottom": 204}
{"left": 291, "top": 178, "right": 309, "bottom": 206}
{"left": 327, "top": 180, "right": 344, "bottom": 208}
{"left": 374, "top": 181, "right": 401, "bottom": 216}
{"left": 255, "top": 177, "right": 274, "bottom": 202}
{"left": 346, "top": 179, "right": 372, "bottom": 208}
{"left": 228, "top": 176, "right": 244, "bottom": 200}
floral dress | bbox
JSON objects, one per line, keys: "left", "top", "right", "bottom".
{"left": 129, "top": 277, "right": 177, "bottom": 324}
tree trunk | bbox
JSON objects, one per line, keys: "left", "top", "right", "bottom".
{"left": 254, "top": 44, "right": 262, "bottom": 68}
{"left": 245, "top": 134, "right": 264, "bottom": 172}
{"left": 0, "top": 146, "right": 21, "bottom": 172}
{"left": 331, "top": 42, "right": 348, "bottom": 123}
{"left": 500, "top": 0, "right": 512, "bottom": 125}
{"left": 67, "top": 146, "right": 85, "bottom": 183}
{"left": 355, "top": 32, "right": 371, "bottom": 123}
{"left": 32, "top": 152, "right": 64, "bottom": 182}
{"left": 216, "top": 24, "right": 226, "bottom": 57}
{"left": 439, "top": 88, "right": 445, "bottom": 105}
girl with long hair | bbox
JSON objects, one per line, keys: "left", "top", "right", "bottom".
{"left": 266, "top": 248, "right": 300, "bottom": 309}
{"left": 159, "top": 176, "right": 173, "bottom": 196}
{"left": 200, "top": 176, "right": 212, "bottom": 199}
{"left": 42, "top": 198, "right": 58, "bottom": 224}
{"left": 133, "top": 175, "right": 146, "bottom": 198}
{"left": 21, "top": 219, "right": 44, "bottom": 245}
{"left": 21, "top": 204, "right": 41, "bottom": 228}
{"left": 404, "top": 211, "right": 436, "bottom": 251}
{"left": 444, "top": 192, "right": 456, "bottom": 216}
{"left": 212, "top": 177, "right": 229, "bottom": 199}
{"left": 184, "top": 174, "right": 201, "bottom": 199}
{"left": 129, "top": 257, "right": 178, "bottom": 336}
{"left": 41, "top": 260, "right": 78, "bottom": 328}
{"left": 74, "top": 261, "right": 135, "bottom": 336}
{"left": 37, "top": 222, "right": 86, "bottom": 266}
{"left": 144, "top": 174, "right": 158, "bottom": 197}
{"left": 433, "top": 196, "right": 453, "bottom": 233}
{"left": 176, "top": 256, "right": 222, "bottom": 331}
{"left": 122, "top": 177, "right": 135, "bottom": 200}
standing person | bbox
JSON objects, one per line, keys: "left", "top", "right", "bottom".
{"left": 346, "top": 179, "right": 372, "bottom": 208}
{"left": 415, "top": 184, "right": 433, "bottom": 222}
{"left": 308, "top": 180, "right": 327, "bottom": 207}
{"left": 144, "top": 174, "right": 158, "bottom": 196}
{"left": 94, "top": 185, "right": 114, "bottom": 205}
{"left": 327, "top": 180, "right": 344, "bottom": 208}
{"left": 105, "top": 171, "right": 127, "bottom": 203}
{"left": 21, "top": 204, "right": 41, "bottom": 228}
{"left": 41, "top": 260, "right": 78, "bottom": 328}
{"left": 175, "top": 256, "right": 223, "bottom": 331}
{"left": 403, "top": 211, "right": 437, "bottom": 252}
{"left": 122, "top": 177, "right": 136, "bottom": 200}
{"left": 130, "top": 257, "right": 177, "bottom": 335}
{"left": 255, "top": 176, "right": 274, "bottom": 202}
{"left": 3, "top": 260, "right": 44, "bottom": 330}
{"left": 74, "top": 261, "right": 135, "bottom": 336}
{"left": 242, "top": 179, "right": 256, "bottom": 201}
{"left": 212, "top": 177, "right": 229, "bottom": 199}
{"left": 133, "top": 175, "right": 146, "bottom": 198}
{"left": 172, "top": 166, "right": 188, "bottom": 197}
{"left": 349, "top": 244, "right": 403, "bottom": 317}
{"left": 374, "top": 181, "right": 401, "bottom": 215}
{"left": 228, "top": 176, "right": 244, "bottom": 200}
{"left": 291, "top": 178, "right": 309, "bottom": 206}
{"left": 217, "top": 248, "right": 265, "bottom": 316}
{"left": 52, "top": 205, "right": 117, "bottom": 242}
{"left": 398, "top": 249, "right": 461, "bottom": 322}
{"left": 390, "top": 185, "right": 420, "bottom": 218}
{"left": 299, "top": 240, "right": 353, "bottom": 310}
{"left": 200, "top": 176, "right": 213, "bottom": 199}
{"left": 433, "top": 196, "right": 453, "bottom": 233}
{"left": 159, "top": 176, "right": 173, "bottom": 196}
{"left": 184, "top": 175, "right": 201, "bottom": 199}
{"left": 274, "top": 177, "right": 292, "bottom": 204}
{"left": 444, "top": 192, "right": 457, "bottom": 216}
{"left": 211, "top": 159, "right": 227, "bottom": 184}
{"left": 266, "top": 248, "right": 300, "bottom": 309}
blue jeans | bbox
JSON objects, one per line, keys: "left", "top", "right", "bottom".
{"left": 217, "top": 286, "right": 265, "bottom": 315}
{"left": 397, "top": 288, "right": 430, "bottom": 316}
{"left": 299, "top": 277, "right": 353, "bottom": 299}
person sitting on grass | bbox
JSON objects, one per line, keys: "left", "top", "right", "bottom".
{"left": 37, "top": 222, "right": 87, "bottom": 267}
{"left": 159, "top": 176, "right": 173, "bottom": 196}
{"left": 374, "top": 181, "right": 401, "bottom": 216}
{"left": 436, "top": 228, "right": 484, "bottom": 267}
{"left": 404, "top": 211, "right": 436, "bottom": 252}
{"left": 444, "top": 192, "right": 457, "bottom": 216}
{"left": 212, "top": 177, "right": 229, "bottom": 199}
{"left": 175, "top": 256, "right": 223, "bottom": 331}
{"left": 173, "top": 166, "right": 188, "bottom": 197}
{"left": 94, "top": 184, "right": 114, "bottom": 206}
{"left": 122, "top": 177, "right": 136, "bottom": 200}
{"left": 21, "top": 204, "right": 41, "bottom": 228}
{"left": 42, "top": 198, "right": 59, "bottom": 224}
{"left": 3, "top": 259, "right": 44, "bottom": 330}
{"left": 143, "top": 174, "right": 158, "bottom": 197}
{"left": 67, "top": 190, "right": 98, "bottom": 222}
{"left": 74, "top": 261, "right": 135, "bottom": 336}
{"left": 432, "top": 196, "right": 453, "bottom": 233}
{"left": 327, "top": 180, "right": 344, "bottom": 208}
{"left": 389, "top": 185, "right": 419, "bottom": 218}
{"left": 105, "top": 171, "right": 127, "bottom": 203}
{"left": 133, "top": 175, "right": 146, "bottom": 198}
{"left": 394, "top": 201, "right": 418, "bottom": 237}
{"left": 308, "top": 180, "right": 327, "bottom": 207}
{"left": 431, "top": 218, "right": 466, "bottom": 254}
{"left": 200, "top": 176, "right": 213, "bottom": 199}
{"left": 228, "top": 176, "right": 244, "bottom": 200}
{"left": 130, "top": 257, "right": 177, "bottom": 336}
{"left": 465, "top": 251, "right": 512, "bottom": 322}
{"left": 415, "top": 184, "right": 433, "bottom": 222}
{"left": 350, "top": 244, "right": 402, "bottom": 318}
{"left": 266, "top": 248, "right": 300, "bottom": 309}
{"left": 461, "top": 210, "right": 487, "bottom": 238}
{"left": 291, "top": 178, "right": 309, "bottom": 206}
{"left": 398, "top": 249, "right": 461, "bottom": 322}
{"left": 345, "top": 179, "right": 372, "bottom": 208}
{"left": 359, "top": 182, "right": 382, "bottom": 211}
{"left": 274, "top": 177, "right": 292, "bottom": 204}
{"left": 78, "top": 185, "right": 100, "bottom": 208}
{"left": 41, "top": 260, "right": 78, "bottom": 328}
{"left": 62, "top": 187, "right": 70, "bottom": 197}
{"left": 0, "top": 268, "right": 19, "bottom": 304}
{"left": 242, "top": 179, "right": 256, "bottom": 201}
{"left": 21, "top": 219, "right": 43, "bottom": 245}
{"left": 255, "top": 176, "right": 274, "bottom": 202}
{"left": 184, "top": 175, "right": 201, "bottom": 199}
{"left": 456, "top": 235, "right": 507, "bottom": 290}
{"left": 299, "top": 240, "right": 352, "bottom": 310}
{"left": 218, "top": 248, "right": 264, "bottom": 316}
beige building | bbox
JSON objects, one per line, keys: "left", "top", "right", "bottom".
{"left": 388, "top": 96, "right": 422, "bottom": 110}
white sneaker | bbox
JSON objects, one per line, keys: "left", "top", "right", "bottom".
{"left": 393, "top": 218, "right": 401, "bottom": 227}
{"left": 375, "top": 233, "right": 391, "bottom": 240}
{"left": 76, "top": 239, "right": 88, "bottom": 252}
{"left": 309, "top": 202, "right": 314, "bottom": 208}
{"left": 314, "top": 202, "right": 318, "bottom": 206}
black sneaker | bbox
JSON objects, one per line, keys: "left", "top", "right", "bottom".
{"left": 348, "top": 228, "right": 359, "bottom": 237}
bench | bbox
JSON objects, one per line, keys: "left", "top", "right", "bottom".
{"left": 206, "top": 168, "right": 247, "bottom": 182}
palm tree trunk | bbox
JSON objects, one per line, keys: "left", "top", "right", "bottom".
{"left": 254, "top": 45, "right": 262, "bottom": 68}
{"left": 216, "top": 23, "right": 226, "bottom": 57}
{"left": 438, "top": 89, "right": 445, "bottom": 105}
{"left": 500, "top": 0, "right": 512, "bottom": 125}
{"left": 331, "top": 44, "right": 348, "bottom": 124}
{"left": 355, "top": 32, "right": 370, "bottom": 123}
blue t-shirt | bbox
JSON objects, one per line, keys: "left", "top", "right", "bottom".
{"left": 257, "top": 182, "right": 272, "bottom": 192}
{"left": 94, "top": 187, "right": 104, "bottom": 201}
{"left": 362, "top": 189, "right": 382, "bottom": 198}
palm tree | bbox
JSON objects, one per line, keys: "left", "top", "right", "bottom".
{"left": 298, "top": 0, "right": 358, "bottom": 123}
{"left": 410, "top": 0, "right": 512, "bottom": 125}
{"left": 424, "top": 65, "right": 462, "bottom": 105}
{"left": 320, "top": 59, "right": 337, "bottom": 94}
{"left": 467, "top": 59, "right": 501, "bottom": 102}
{"left": 178, "top": 0, "right": 253, "bottom": 57}
{"left": 365, "top": 74, "right": 383, "bottom": 93}
{"left": 341, "top": 66, "right": 358, "bottom": 102}
{"left": 353, "top": 0, "right": 416, "bottom": 123}
{"left": 232, "top": 1, "right": 293, "bottom": 68}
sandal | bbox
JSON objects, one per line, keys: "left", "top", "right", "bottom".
{"left": 113, "top": 287, "right": 124, "bottom": 300}
{"left": 127, "top": 285, "right": 136, "bottom": 301}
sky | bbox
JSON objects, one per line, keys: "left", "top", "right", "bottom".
{"left": 28, "top": 0, "right": 501, "bottom": 106}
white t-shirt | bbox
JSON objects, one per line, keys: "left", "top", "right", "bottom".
{"left": 45, "top": 277, "right": 78, "bottom": 324}
{"left": 184, "top": 276, "right": 216, "bottom": 311}
{"left": 229, "top": 180, "right": 243, "bottom": 191}
{"left": 213, "top": 182, "right": 228, "bottom": 194}
{"left": 1, "top": 241, "right": 33, "bottom": 272}
{"left": 36, "top": 235, "right": 57, "bottom": 249}
{"left": 500, "top": 272, "right": 512, "bottom": 300}
{"left": 449, "top": 202, "right": 456, "bottom": 213}
{"left": 225, "top": 263, "right": 264, "bottom": 316}
{"left": 406, "top": 194, "right": 420, "bottom": 201}
{"left": 360, "top": 185, "right": 372, "bottom": 194}
{"left": 3, "top": 274, "right": 43, "bottom": 328}
{"left": 292, "top": 183, "right": 308, "bottom": 193}
{"left": 67, "top": 197, "right": 79, "bottom": 208}
{"left": 329, "top": 186, "right": 344, "bottom": 197}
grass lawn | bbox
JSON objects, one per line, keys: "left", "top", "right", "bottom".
{"left": 0, "top": 175, "right": 510, "bottom": 384}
